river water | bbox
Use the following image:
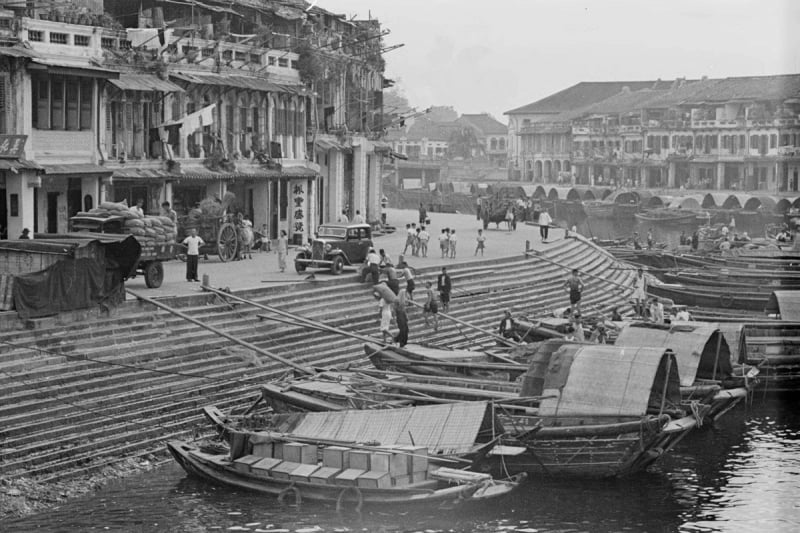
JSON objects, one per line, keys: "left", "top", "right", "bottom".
{"left": 6, "top": 395, "right": 800, "bottom": 533}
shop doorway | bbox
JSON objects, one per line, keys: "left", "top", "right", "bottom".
{"left": 47, "top": 192, "right": 58, "bottom": 233}
{"left": 67, "top": 178, "right": 82, "bottom": 219}
{"left": 0, "top": 187, "right": 6, "bottom": 238}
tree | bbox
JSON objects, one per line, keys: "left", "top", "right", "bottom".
{"left": 448, "top": 127, "right": 483, "bottom": 159}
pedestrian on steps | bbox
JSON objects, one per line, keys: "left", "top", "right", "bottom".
{"left": 276, "top": 230, "right": 288, "bottom": 272}
{"left": 437, "top": 266, "right": 452, "bottom": 312}
{"left": 563, "top": 269, "right": 584, "bottom": 317}
{"left": 538, "top": 209, "right": 552, "bottom": 242}
{"left": 182, "top": 228, "right": 205, "bottom": 282}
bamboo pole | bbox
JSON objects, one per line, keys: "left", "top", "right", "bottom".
{"left": 524, "top": 249, "right": 632, "bottom": 292}
{"left": 126, "top": 289, "right": 314, "bottom": 375}
{"left": 407, "top": 300, "right": 519, "bottom": 347}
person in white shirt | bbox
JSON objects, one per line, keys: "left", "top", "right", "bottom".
{"left": 632, "top": 267, "right": 647, "bottom": 317}
{"left": 353, "top": 210, "right": 366, "bottom": 224}
{"left": 130, "top": 198, "right": 145, "bottom": 218}
{"left": 448, "top": 229, "right": 457, "bottom": 258}
{"left": 276, "top": 230, "right": 288, "bottom": 272}
{"left": 675, "top": 308, "right": 691, "bottom": 321}
{"left": 538, "top": 210, "right": 552, "bottom": 241}
{"left": 649, "top": 297, "right": 664, "bottom": 324}
{"left": 337, "top": 210, "right": 349, "bottom": 223}
{"left": 181, "top": 228, "right": 205, "bottom": 282}
{"left": 418, "top": 226, "right": 430, "bottom": 257}
{"left": 364, "top": 248, "right": 381, "bottom": 284}
{"left": 438, "top": 229, "right": 450, "bottom": 258}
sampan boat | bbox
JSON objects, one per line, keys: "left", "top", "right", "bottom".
{"left": 614, "top": 321, "right": 757, "bottom": 422}
{"left": 213, "top": 345, "right": 702, "bottom": 478}
{"left": 168, "top": 437, "right": 522, "bottom": 508}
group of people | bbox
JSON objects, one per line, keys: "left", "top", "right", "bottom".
{"left": 402, "top": 223, "right": 431, "bottom": 258}
{"left": 371, "top": 260, "right": 453, "bottom": 346}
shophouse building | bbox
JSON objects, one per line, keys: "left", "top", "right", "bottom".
{"left": 0, "top": 0, "right": 388, "bottom": 243}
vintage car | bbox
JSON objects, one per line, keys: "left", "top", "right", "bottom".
{"left": 294, "top": 223, "right": 373, "bottom": 275}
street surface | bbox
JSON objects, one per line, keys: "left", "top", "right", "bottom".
{"left": 125, "top": 208, "right": 567, "bottom": 299}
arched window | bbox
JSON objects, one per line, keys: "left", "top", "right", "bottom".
{"left": 490, "top": 138, "right": 498, "bottom": 150}
{"left": 499, "top": 138, "right": 506, "bottom": 150}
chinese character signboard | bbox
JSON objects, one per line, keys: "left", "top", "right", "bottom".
{"left": 291, "top": 180, "right": 306, "bottom": 237}
{"left": 0, "top": 135, "right": 27, "bottom": 158}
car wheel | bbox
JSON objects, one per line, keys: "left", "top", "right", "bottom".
{"left": 295, "top": 256, "right": 307, "bottom": 273}
{"left": 330, "top": 256, "right": 344, "bottom": 275}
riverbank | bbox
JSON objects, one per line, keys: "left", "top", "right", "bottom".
{"left": 0, "top": 210, "right": 592, "bottom": 521}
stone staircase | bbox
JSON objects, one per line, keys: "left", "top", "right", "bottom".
{"left": 0, "top": 237, "right": 636, "bottom": 483}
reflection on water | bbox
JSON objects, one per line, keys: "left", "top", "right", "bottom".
{"left": 8, "top": 396, "right": 800, "bottom": 533}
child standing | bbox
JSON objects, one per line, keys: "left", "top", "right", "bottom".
{"left": 475, "top": 229, "right": 486, "bottom": 256}
{"left": 449, "top": 229, "right": 457, "bottom": 258}
{"left": 438, "top": 229, "right": 450, "bottom": 258}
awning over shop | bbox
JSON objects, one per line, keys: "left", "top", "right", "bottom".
{"left": 112, "top": 168, "right": 173, "bottom": 179}
{"left": 29, "top": 57, "right": 119, "bottom": 79}
{"left": 42, "top": 163, "right": 112, "bottom": 176}
{"left": 108, "top": 73, "right": 184, "bottom": 93}
{"left": 172, "top": 164, "right": 318, "bottom": 181}
{"left": 0, "top": 44, "right": 39, "bottom": 58}
{"left": 314, "top": 138, "right": 343, "bottom": 150}
{"left": 170, "top": 71, "right": 304, "bottom": 94}
{"left": 0, "top": 159, "right": 43, "bottom": 171}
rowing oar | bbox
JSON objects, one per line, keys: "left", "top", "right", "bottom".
{"left": 126, "top": 289, "right": 315, "bottom": 375}
{"left": 523, "top": 249, "right": 632, "bottom": 293}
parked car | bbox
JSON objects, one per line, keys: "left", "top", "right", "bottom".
{"left": 294, "top": 223, "right": 373, "bottom": 275}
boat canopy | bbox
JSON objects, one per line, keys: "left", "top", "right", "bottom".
{"left": 702, "top": 193, "right": 729, "bottom": 208}
{"left": 271, "top": 402, "right": 493, "bottom": 456}
{"left": 775, "top": 198, "right": 792, "bottom": 213}
{"left": 743, "top": 195, "right": 777, "bottom": 211}
{"left": 722, "top": 194, "right": 748, "bottom": 209}
{"left": 668, "top": 195, "right": 703, "bottom": 210}
{"left": 765, "top": 291, "right": 800, "bottom": 321}
{"left": 645, "top": 195, "right": 673, "bottom": 208}
{"left": 614, "top": 322, "right": 732, "bottom": 386}
{"left": 537, "top": 345, "right": 681, "bottom": 417}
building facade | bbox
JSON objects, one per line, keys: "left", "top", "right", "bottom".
{"left": 0, "top": 0, "right": 388, "bottom": 242}
{"left": 506, "top": 76, "right": 800, "bottom": 193}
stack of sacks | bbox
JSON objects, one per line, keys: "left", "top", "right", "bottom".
{"left": 73, "top": 200, "right": 177, "bottom": 243}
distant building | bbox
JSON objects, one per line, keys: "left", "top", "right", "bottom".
{"left": 505, "top": 75, "right": 800, "bottom": 192}
{"left": 457, "top": 114, "right": 508, "bottom": 168}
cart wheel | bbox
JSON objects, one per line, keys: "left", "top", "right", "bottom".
{"left": 217, "top": 222, "right": 238, "bottom": 262}
{"left": 330, "top": 255, "right": 344, "bottom": 275}
{"left": 144, "top": 261, "right": 164, "bottom": 289}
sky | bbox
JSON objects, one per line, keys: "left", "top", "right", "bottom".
{"left": 318, "top": 0, "right": 800, "bottom": 122}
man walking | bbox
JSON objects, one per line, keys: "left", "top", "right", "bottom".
{"left": 182, "top": 228, "right": 205, "bottom": 282}
{"left": 276, "top": 230, "right": 288, "bottom": 272}
{"left": 538, "top": 209, "right": 552, "bottom": 242}
{"left": 437, "top": 266, "right": 452, "bottom": 312}
{"left": 563, "top": 269, "right": 584, "bottom": 317}
{"left": 632, "top": 267, "right": 647, "bottom": 318}
{"left": 353, "top": 210, "right": 366, "bottom": 224}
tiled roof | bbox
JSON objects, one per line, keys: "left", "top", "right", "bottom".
{"left": 505, "top": 80, "right": 671, "bottom": 115}
{"left": 458, "top": 114, "right": 507, "bottom": 135}
{"left": 684, "top": 74, "right": 800, "bottom": 102}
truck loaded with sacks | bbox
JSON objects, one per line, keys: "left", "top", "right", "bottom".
{"left": 70, "top": 200, "right": 180, "bottom": 288}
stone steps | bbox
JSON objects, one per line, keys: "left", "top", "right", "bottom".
{"left": 0, "top": 238, "right": 636, "bottom": 482}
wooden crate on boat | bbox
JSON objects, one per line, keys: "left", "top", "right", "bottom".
{"left": 282, "top": 442, "right": 317, "bottom": 464}
{"left": 357, "top": 470, "right": 392, "bottom": 489}
{"left": 289, "top": 464, "right": 321, "bottom": 483}
{"left": 309, "top": 466, "right": 340, "bottom": 485}
{"left": 232, "top": 454, "right": 263, "bottom": 473}
{"left": 322, "top": 446, "right": 350, "bottom": 469}
{"left": 271, "top": 461, "right": 302, "bottom": 480}
{"left": 370, "top": 452, "right": 392, "bottom": 472}
{"left": 335, "top": 468, "right": 366, "bottom": 486}
{"left": 392, "top": 475, "right": 411, "bottom": 486}
{"left": 348, "top": 450, "right": 371, "bottom": 470}
{"left": 250, "top": 457, "right": 282, "bottom": 478}
{"left": 394, "top": 446, "right": 429, "bottom": 473}
{"left": 250, "top": 433, "right": 274, "bottom": 458}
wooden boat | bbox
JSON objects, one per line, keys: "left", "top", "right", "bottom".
{"left": 219, "top": 345, "right": 702, "bottom": 478}
{"left": 168, "top": 438, "right": 523, "bottom": 508}
{"left": 660, "top": 272, "right": 800, "bottom": 292}
{"left": 634, "top": 208, "right": 697, "bottom": 225}
{"left": 648, "top": 282, "right": 770, "bottom": 311}
{"left": 365, "top": 342, "right": 526, "bottom": 381}
{"left": 582, "top": 200, "right": 615, "bottom": 219}
{"left": 736, "top": 321, "right": 800, "bottom": 392}
{"left": 614, "top": 321, "right": 757, "bottom": 422}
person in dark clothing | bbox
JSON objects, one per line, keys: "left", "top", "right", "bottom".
{"left": 498, "top": 310, "right": 517, "bottom": 340}
{"left": 19, "top": 228, "right": 31, "bottom": 239}
{"left": 418, "top": 203, "right": 427, "bottom": 225}
{"left": 691, "top": 230, "right": 699, "bottom": 251}
{"left": 437, "top": 266, "right": 452, "bottom": 312}
{"left": 384, "top": 263, "right": 400, "bottom": 295}
{"left": 393, "top": 300, "right": 409, "bottom": 347}
{"left": 563, "top": 269, "right": 585, "bottom": 316}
